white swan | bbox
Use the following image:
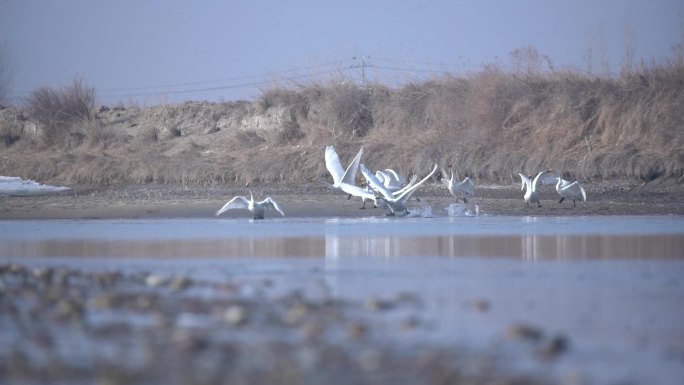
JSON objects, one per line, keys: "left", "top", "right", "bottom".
{"left": 375, "top": 168, "right": 406, "bottom": 192}
{"left": 555, "top": 177, "right": 586, "bottom": 207}
{"left": 441, "top": 169, "right": 475, "bottom": 203}
{"left": 324, "top": 145, "right": 381, "bottom": 209}
{"left": 362, "top": 163, "right": 438, "bottom": 216}
{"left": 519, "top": 172, "right": 547, "bottom": 207}
{"left": 215, "top": 190, "right": 284, "bottom": 219}
{"left": 325, "top": 145, "right": 362, "bottom": 188}
{"left": 537, "top": 169, "right": 572, "bottom": 188}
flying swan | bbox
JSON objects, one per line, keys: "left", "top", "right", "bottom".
{"left": 324, "top": 145, "right": 380, "bottom": 208}
{"left": 215, "top": 190, "right": 285, "bottom": 219}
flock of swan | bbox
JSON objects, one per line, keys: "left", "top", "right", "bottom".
{"left": 520, "top": 171, "right": 587, "bottom": 208}
{"left": 215, "top": 145, "right": 586, "bottom": 219}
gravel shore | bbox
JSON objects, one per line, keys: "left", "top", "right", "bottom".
{"left": 0, "top": 262, "right": 555, "bottom": 385}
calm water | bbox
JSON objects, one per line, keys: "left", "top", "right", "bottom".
{"left": 2, "top": 215, "right": 684, "bottom": 385}
{"left": 2, "top": 215, "right": 684, "bottom": 259}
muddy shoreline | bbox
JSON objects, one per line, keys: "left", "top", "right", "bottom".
{"left": 1, "top": 179, "right": 683, "bottom": 219}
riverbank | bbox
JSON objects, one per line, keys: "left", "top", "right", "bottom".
{"left": 1, "top": 179, "right": 683, "bottom": 219}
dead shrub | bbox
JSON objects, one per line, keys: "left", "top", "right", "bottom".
{"left": 274, "top": 120, "right": 305, "bottom": 145}
{"left": 24, "top": 78, "right": 95, "bottom": 146}
{"left": 231, "top": 128, "right": 266, "bottom": 147}
{"left": 258, "top": 87, "right": 309, "bottom": 117}
{"left": 0, "top": 124, "right": 21, "bottom": 146}
{"left": 321, "top": 83, "right": 373, "bottom": 137}
{"left": 76, "top": 119, "right": 122, "bottom": 149}
{"left": 142, "top": 126, "right": 159, "bottom": 142}
{"left": 0, "top": 109, "right": 24, "bottom": 147}
{"left": 162, "top": 125, "right": 182, "bottom": 139}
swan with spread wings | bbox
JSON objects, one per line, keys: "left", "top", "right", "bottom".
{"left": 215, "top": 190, "right": 284, "bottom": 219}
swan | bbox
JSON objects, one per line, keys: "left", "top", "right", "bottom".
{"left": 324, "top": 145, "right": 381, "bottom": 209}
{"left": 215, "top": 190, "right": 284, "bottom": 219}
{"left": 441, "top": 168, "right": 475, "bottom": 203}
{"left": 555, "top": 177, "right": 586, "bottom": 207}
{"left": 361, "top": 163, "right": 438, "bottom": 216}
{"left": 538, "top": 169, "right": 572, "bottom": 188}
{"left": 519, "top": 172, "right": 547, "bottom": 207}
{"left": 375, "top": 168, "right": 407, "bottom": 192}
{"left": 325, "top": 145, "right": 362, "bottom": 189}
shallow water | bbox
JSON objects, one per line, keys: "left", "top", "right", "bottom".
{"left": 2, "top": 215, "right": 684, "bottom": 385}
{"left": 1, "top": 215, "right": 683, "bottom": 259}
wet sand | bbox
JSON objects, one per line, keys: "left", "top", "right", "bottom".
{"left": 1, "top": 180, "right": 683, "bottom": 219}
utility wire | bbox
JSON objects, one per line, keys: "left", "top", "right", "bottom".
{"left": 98, "top": 59, "right": 354, "bottom": 92}
{"left": 98, "top": 66, "right": 357, "bottom": 99}
{"left": 370, "top": 56, "right": 476, "bottom": 69}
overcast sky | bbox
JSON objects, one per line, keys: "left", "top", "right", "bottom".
{"left": 1, "top": 0, "right": 682, "bottom": 105}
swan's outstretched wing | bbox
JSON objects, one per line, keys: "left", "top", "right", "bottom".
{"left": 440, "top": 168, "right": 452, "bottom": 188}
{"left": 259, "top": 197, "right": 285, "bottom": 216}
{"left": 383, "top": 168, "right": 404, "bottom": 187}
{"left": 216, "top": 196, "right": 249, "bottom": 216}
{"left": 563, "top": 181, "right": 586, "bottom": 201}
{"left": 531, "top": 171, "right": 547, "bottom": 192}
{"left": 519, "top": 173, "right": 531, "bottom": 191}
{"left": 324, "top": 146, "right": 346, "bottom": 186}
{"left": 394, "top": 174, "right": 418, "bottom": 197}
{"left": 360, "top": 164, "right": 394, "bottom": 199}
{"left": 375, "top": 170, "right": 387, "bottom": 184}
{"left": 341, "top": 147, "right": 363, "bottom": 185}
{"left": 393, "top": 164, "right": 438, "bottom": 203}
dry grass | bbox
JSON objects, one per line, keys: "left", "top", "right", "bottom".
{"left": 23, "top": 78, "right": 96, "bottom": 147}
{"left": 1, "top": 59, "right": 682, "bottom": 186}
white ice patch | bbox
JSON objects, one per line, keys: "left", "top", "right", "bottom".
{"left": 445, "top": 203, "right": 481, "bottom": 217}
{"left": 0, "top": 176, "right": 71, "bottom": 196}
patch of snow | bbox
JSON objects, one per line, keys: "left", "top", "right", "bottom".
{"left": 0, "top": 176, "right": 70, "bottom": 197}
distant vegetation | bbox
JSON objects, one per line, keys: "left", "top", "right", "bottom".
{"left": 23, "top": 78, "right": 98, "bottom": 146}
{"left": 0, "top": 53, "right": 682, "bottom": 186}
{"left": 0, "top": 42, "right": 13, "bottom": 105}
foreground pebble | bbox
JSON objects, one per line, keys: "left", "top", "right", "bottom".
{"left": 0, "top": 263, "right": 556, "bottom": 385}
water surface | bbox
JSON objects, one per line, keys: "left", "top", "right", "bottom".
{"left": 2, "top": 215, "right": 684, "bottom": 385}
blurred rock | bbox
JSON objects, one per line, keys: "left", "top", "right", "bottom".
{"left": 223, "top": 305, "right": 247, "bottom": 326}
{"left": 506, "top": 323, "right": 544, "bottom": 342}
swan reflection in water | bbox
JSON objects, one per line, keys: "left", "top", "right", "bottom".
{"left": 324, "top": 229, "right": 684, "bottom": 261}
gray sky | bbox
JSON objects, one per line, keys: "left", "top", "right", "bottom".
{"left": 1, "top": 0, "right": 682, "bottom": 105}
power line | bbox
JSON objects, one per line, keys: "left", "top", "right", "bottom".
{"left": 99, "top": 59, "right": 354, "bottom": 92}
{"left": 370, "top": 56, "right": 475, "bottom": 69}
{"left": 97, "top": 66, "right": 358, "bottom": 99}
{"left": 8, "top": 56, "right": 612, "bottom": 102}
